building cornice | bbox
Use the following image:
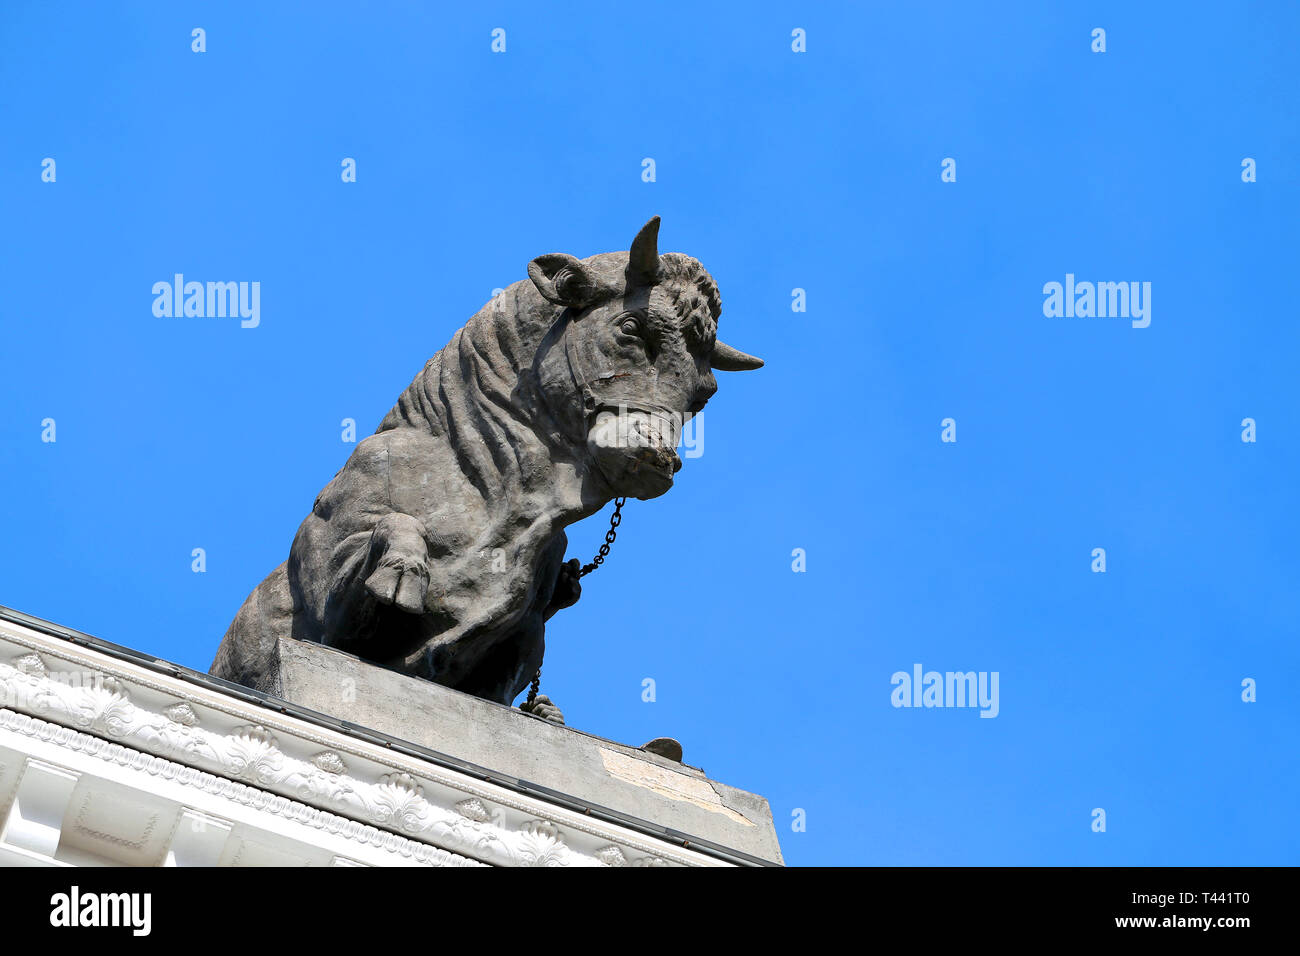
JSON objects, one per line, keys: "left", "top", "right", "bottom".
{"left": 0, "top": 616, "right": 726, "bottom": 867}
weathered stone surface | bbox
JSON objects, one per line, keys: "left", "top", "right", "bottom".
{"left": 210, "top": 218, "right": 762, "bottom": 718}
{"left": 269, "top": 635, "right": 783, "bottom": 864}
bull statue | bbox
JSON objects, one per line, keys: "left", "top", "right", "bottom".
{"left": 210, "top": 217, "right": 762, "bottom": 723}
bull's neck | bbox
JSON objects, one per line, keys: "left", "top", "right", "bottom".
{"left": 380, "top": 318, "right": 613, "bottom": 550}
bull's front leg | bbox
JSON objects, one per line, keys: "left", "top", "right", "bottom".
{"left": 543, "top": 557, "right": 582, "bottom": 620}
{"left": 362, "top": 512, "right": 431, "bottom": 614}
{"left": 517, "top": 556, "right": 580, "bottom": 724}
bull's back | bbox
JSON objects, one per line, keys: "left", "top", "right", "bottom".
{"left": 209, "top": 561, "right": 294, "bottom": 693}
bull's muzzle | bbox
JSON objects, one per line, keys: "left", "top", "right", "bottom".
{"left": 587, "top": 405, "right": 683, "bottom": 499}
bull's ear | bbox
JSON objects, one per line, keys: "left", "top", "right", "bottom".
{"left": 528, "top": 253, "right": 599, "bottom": 308}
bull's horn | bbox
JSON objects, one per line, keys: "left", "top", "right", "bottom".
{"left": 710, "top": 340, "right": 764, "bottom": 371}
{"left": 626, "top": 215, "right": 661, "bottom": 285}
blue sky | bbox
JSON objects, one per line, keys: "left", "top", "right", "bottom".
{"left": 1, "top": 1, "right": 1296, "bottom": 866}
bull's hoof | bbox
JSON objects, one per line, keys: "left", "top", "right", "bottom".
{"left": 519, "top": 694, "right": 565, "bottom": 725}
{"left": 547, "top": 557, "right": 583, "bottom": 613}
{"left": 364, "top": 558, "right": 429, "bottom": 613}
{"left": 364, "top": 513, "right": 431, "bottom": 613}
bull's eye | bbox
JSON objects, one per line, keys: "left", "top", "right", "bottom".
{"left": 619, "top": 316, "right": 642, "bottom": 337}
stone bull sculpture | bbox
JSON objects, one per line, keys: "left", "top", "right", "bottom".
{"left": 210, "top": 217, "right": 762, "bottom": 722}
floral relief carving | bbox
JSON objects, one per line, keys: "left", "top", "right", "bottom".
{"left": 595, "top": 844, "right": 628, "bottom": 867}
{"left": 372, "top": 773, "right": 430, "bottom": 833}
{"left": 226, "top": 725, "right": 285, "bottom": 784}
{"left": 163, "top": 702, "right": 199, "bottom": 727}
{"left": 455, "top": 798, "right": 491, "bottom": 823}
{"left": 73, "top": 676, "right": 134, "bottom": 738}
{"left": 14, "top": 653, "right": 46, "bottom": 677}
{"left": 312, "top": 751, "right": 347, "bottom": 775}
{"left": 516, "top": 820, "right": 569, "bottom": 867}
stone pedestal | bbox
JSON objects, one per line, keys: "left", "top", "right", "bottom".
{"left": 271, "top": 636, "right": 783, "bottom": 864}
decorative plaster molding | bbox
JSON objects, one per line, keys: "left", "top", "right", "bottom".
{"left": 312, "top": 751, "right": 348, "bottom": 775}
{"left": 0, "top": 626, "right": 711, "bottom": 867}
{"left": 455, "top": 798, "right": 491, "bottom": 823}
{"left": 163, "top": 703, "right": 199, "bottom": 727}
{"left": 72, "top": 794, "right": 159, "bottom": 850}
{"left": 0, "top": 709, "right": 482, "bottom": 867}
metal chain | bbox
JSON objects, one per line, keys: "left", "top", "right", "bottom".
{"left": 526, "top": 497, "right": 627, "bottom": 708}
{"left": 579, "top": 496, "right": 626, "bottom": 577}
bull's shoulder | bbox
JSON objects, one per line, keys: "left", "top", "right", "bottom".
{"left": 311, "top": 428, "right": 459, "bottom": 521}
{"left": 311, "top": 431, "right": 403, "bottom": 519}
